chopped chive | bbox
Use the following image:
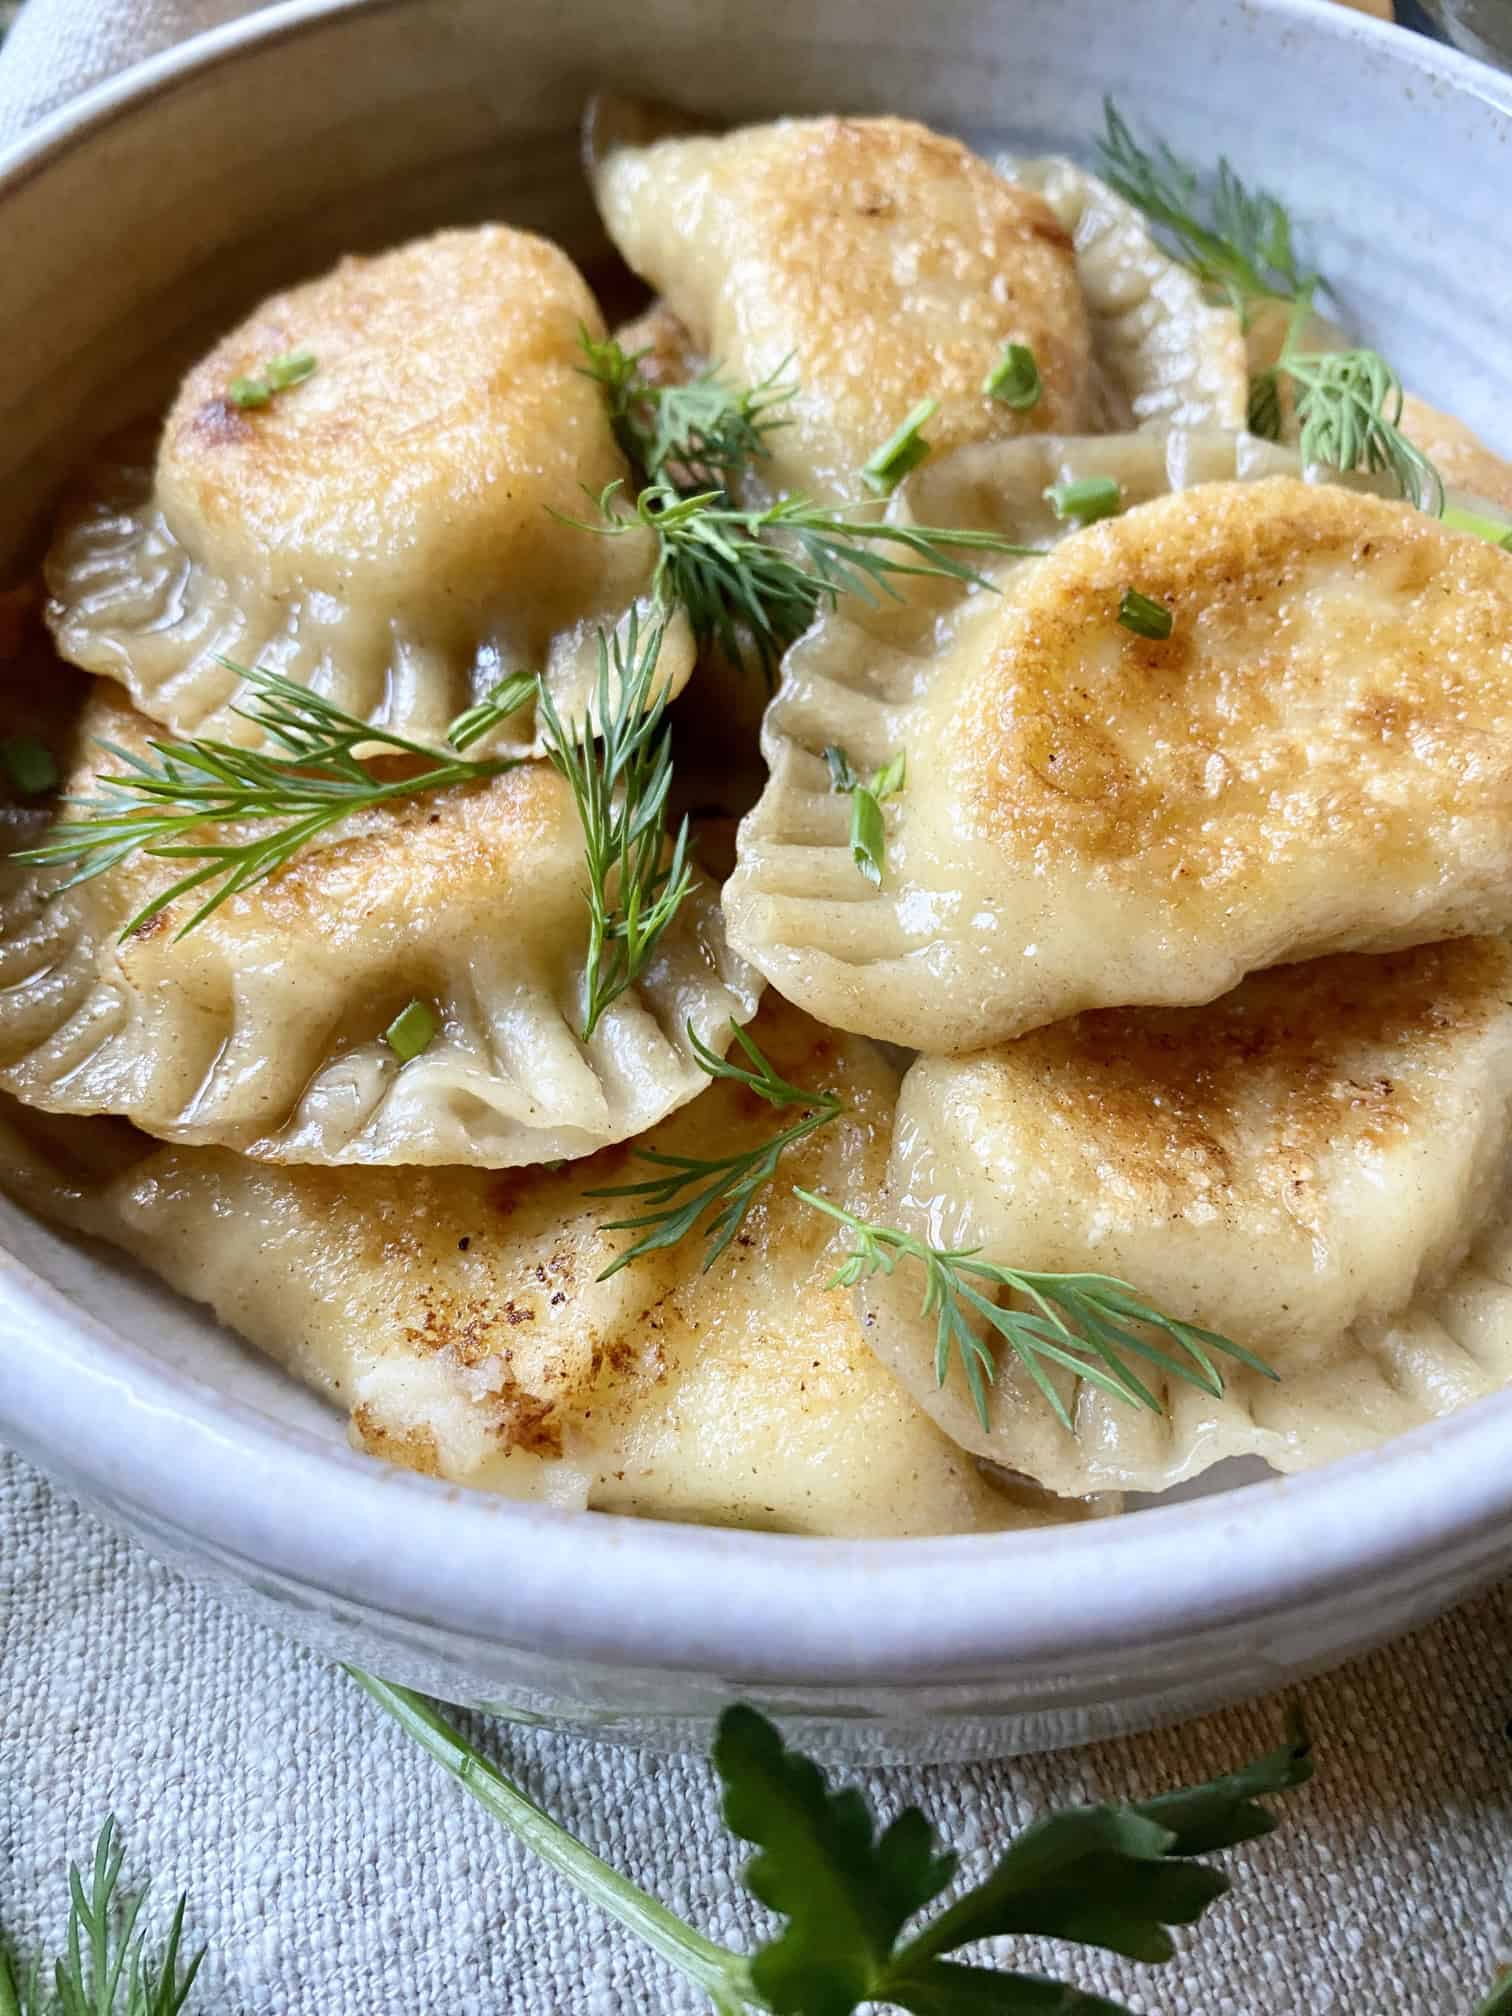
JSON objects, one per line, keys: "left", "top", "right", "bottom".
{"left": 384, "top": 998, "right": 438, "bottom": 1062}
{"left": 229, "top": 348, "right": 317, "bottom": 410}
{"left": 1442, "top": 503, "right": 1512, "bottom": 551}
{"left": 982, "top": 342, "right": 1041, "bottom": 410}
{"left": 823, "top": 744, "right": 859, "bottom": 793}
{"left": 1117, "top": 589, "right": 1174, "bottom": 640}
{"left": 871, "top": 749, "right": 906, "bottom": 800}
{"left": 1046, "top": 475, "right": 1122, "bottom": 526}
{"left": 1, "top": 735, "right": 57, "bottom": 797}
{"left": 825, "top": 743, "right": 906, "bottom": 887}
{"left": 862, "top": 398, "right": 939, "bottom": 494}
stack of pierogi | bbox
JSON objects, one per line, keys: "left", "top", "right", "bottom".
{"left": 4, "top": 104, "right": 1512, "bottom": 1536}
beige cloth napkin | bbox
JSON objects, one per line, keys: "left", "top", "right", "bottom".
{"left": 1, "top": 4, "right": 1509, "bottom": 2011}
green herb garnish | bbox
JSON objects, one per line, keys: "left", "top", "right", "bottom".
{"left": 861, "top": 398, "right": 939, "bottom": 495}
{"left": 537, "top": 612, "right": 693, "bottom": 1042}
{"left": 588, "top": 1019, "right": 844, "bottom": 1280}
{"left": 0, "top": 1817, "right": 204, "bottom": 2016}
{"left": 1, "top": 735, "right": 57, "bottom": 798}
{"left": 823, "top": 744, "right": 906, "bottom": 888}
{"left": 1117, "top": 589, "right": 1174, "bottom": 640}
{"left": 1098, "top": 100, "right": 1444, "bottom": 512}
{"left": 982, "top": 341, "right": 1041, "bottom": 409}
{"left": 15, "top": 663, "right": 525, "bottom": 941}
{"left": 579, "top": 329, "right": 794, "bottom": 495}
{"left": 384, "top": 998, "right": 437, "bottom": 1062}
{"left": 573, "top": 480, "right": 1041, "bottom": 680}
{"left": 227, "top": 347, "right": 316, "bottom": 410}
{"left": 355, "top": 1673, "right": 1314, "bottom": 2016}
{"left": 796, "top": 1190, "right": 1273, "bottom": 1432}
{"left": 1047, "top": 474, "right": 1122, "bottom": 526}
{"left": 1442, "top": 504, "right": 1512, "bottom": 550}
{"left": 446, "top": 669, "right": 541, "bottom": 753}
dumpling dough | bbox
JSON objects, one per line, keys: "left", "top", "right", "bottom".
{"left": 853, "top": 940, "right": 1512, "bottom": 1495}
{"left": 996, "top": 154, "right": 1248, "bottom": 431}
{"left": 0, "top": 1001, "right": 1051, "bottom": 1536}
{"left": 726, "top": 476, "right": 1512, "bottom": 1051}
{"left": 45, "top": 226, "right": 691, "bottom": 757}
{"left": 0, "top": 685, "right": 759, "bottom": 1165}
{"left": 588, "top": 106, "right": 1096, "bottom": 503}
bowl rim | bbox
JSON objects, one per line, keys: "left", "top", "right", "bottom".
{"left": 2, "top": 0, "right": 1511, "bottom": 1689}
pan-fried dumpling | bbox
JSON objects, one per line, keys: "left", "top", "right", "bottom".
{"left": 588, "top": 106, "right": 1096, "bottom": 503}
{"left": 726, "top": 476, "right": 1512, "bottom": 1051}
{"left": 854, "top": 941, "right": 1512, "bottom": 1495}
{"left": 0, "top": 686, "right": 760, "bottom": 1165}
{"left": 44, "top": 226, "right": 691, "bottom": 758}
{"left": 995, "top": 155, "right": 1248, "bottom": 431}
{"left": 0, "top": 1002, "right": 1056, "bottom": 1536}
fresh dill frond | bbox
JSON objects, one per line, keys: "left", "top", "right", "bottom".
{"left": 1253, "top": 341, "right": 1445, "bottom": 513}
{"left": 1099, "top": 100, "right": 1444, "bottom": 511}
{"left": 823, "top": 744, "right": 906, "bottom": 888}
{"left": 1097, "top": 99, "right": 1313, "bottom": 319}
{"left": 228, "top": 347, "right": 316, "bottom": 410}
{"left": 570, "top": 480, "right": 1042, "bottom": 679}
{"left": 796, "top": 1190, "right": 1274, "bottom": 1433}
{"left": 15, "top": 664, "right": 525, "bottom": 941}
{"left": 0, "top": 1817, "right": 205, "bottom": 2016}
{"left": 446, "top": 670, "right": 542, "bottom": 753}
{"left": 588, "top": 1019, "right": 845, "bottom": 1279}
{"left": 578, "top": 329, "right": 794, "bottom": 495}
{"left": 536, "top": 612, "right": 694, "bottom": 1042}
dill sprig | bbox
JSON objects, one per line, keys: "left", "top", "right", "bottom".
{"left": 15, "top": 663, "right": 524, "bottom": 941}
{"left": 797, "top": 1191, "right": 1276, "bottom": 1433}
{"left": 1098, "top": 99, "right": 1445, "bottom": 512}
{"left": 0, "top": 1817, "right": 204, "bottom": 2016}
{"left": 823, "top": 744, "right": 906, "bottom": 888}
{"left": 589, "top": 1020, "right": 845, "bottom": 1279}
{"left": 537, "top": 613, "right": 694, "bottom": 1042}
{"left": 1097, "top": 99, "right": 1313, "bottom": 320}
{"left": 572, "top": 480, "right": 1041, "bottom": 679}
{"left": 578, "top": 329, "right": 793, "bottom": 495}
{"left": 1249, "top": 325, "right": 1445, "bottom": 513}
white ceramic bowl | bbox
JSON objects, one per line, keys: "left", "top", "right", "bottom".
{"left": 3, "top": 0, "right": 1511, "bottom": 1763}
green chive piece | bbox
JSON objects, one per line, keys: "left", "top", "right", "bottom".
{"left": 1046, "top": 474, "right": 1122, "bottom": 526}
{"left": 862, "top": 398, "right": 939, "bottom": 494}
{"left": 1442, "top": 503, "right": 1512, "bottom": 551}
{"left": 229, "top": 348, "right": 317, "bottom": 410}
{"left": 982, "top": 342, "right": 1041, "bottom": 409}
{"left": 823, "top": 744, "right": 859, "bottom": 793}
{"left": 849, "top": 789, "right": 886, "bottom": 887}
{"left": 384, "top": 998, "right": 438, "bottom": 1063}
{"left": 1118, "top": 588, "right": 1174, "bottom": 640}
{"left": 1, "top": 735, "right": 57, "bottom": 797}
{"left": 871, "top": 749, "right": 907, "bottom": 800}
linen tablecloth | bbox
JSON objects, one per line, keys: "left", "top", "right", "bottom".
{"left": 1, "top": 5, "right": 1509, "bottom": 2009}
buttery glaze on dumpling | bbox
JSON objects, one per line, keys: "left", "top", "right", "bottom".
{"left": 857, "top": 941, "right": 1512, "bottom": 1495}
{"left": 588, "top": 106, "right": 1096, "bottom": 503}
{"left": 996, "top": 154, "right": 1248, "bottom": 431}
{"left": 0, "top": 686, "right": 759, "bottom": 1165}
{"left": 0, "top": 1003, "right": 1052, "bottom": 1537}
{"left": 45, "top": 226, "right": 691, "bottom": 757}
{"left": 726, "top": 477, "right": 1512, "bottom": 1051}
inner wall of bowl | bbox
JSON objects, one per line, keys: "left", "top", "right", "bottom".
{"left": 3, "top": 0, "right": 1512, "bottom": 1456}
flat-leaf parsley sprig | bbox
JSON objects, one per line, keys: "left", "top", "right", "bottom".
{"left": 15, "top": 663, "right": 526, "bottom": 941}
{"left": 535, "top": 613, "right": 694, "bottom": 1042}
{"left": 823, "top": 744, "right": 907, "bottom": 888}
{"left": 0, "top": 1816, "right": 204, "bottom": 2016}
{"left": 572, "top": 479, "right": 1042, "bottom": 679}
{"left": 590, "top": 1020, "right": 845, "bottom": 1279}
{"left": 355, "top": 1671, "right": 1314, "bottom": 2016}
{"left": 578, "top": 329, "right": 795, "bottom": 496}
{"left": 796, "top": 1191, "right": 1276, "bottom": 1432}
{"left": 1097, "top": 99, "right": 1444, "bottom": 512}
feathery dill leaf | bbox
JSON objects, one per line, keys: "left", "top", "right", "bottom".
{"left": 796, "top": 1191, "right": 1275, "bottom": 1433}
{"left": 578, "top": 328, "right": 794, "bottom": 494}
{"left": 536, "top": 612, "right": 694, "bottom": 1041}
{"left": 588, "top": 1020, "right": 844, "bottom": 1278}
{"left": 568, "top": 480, "right": 1040, "bottom": 680}
{"left": 15, "top": 662, "right": 525, "bottom": 941}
